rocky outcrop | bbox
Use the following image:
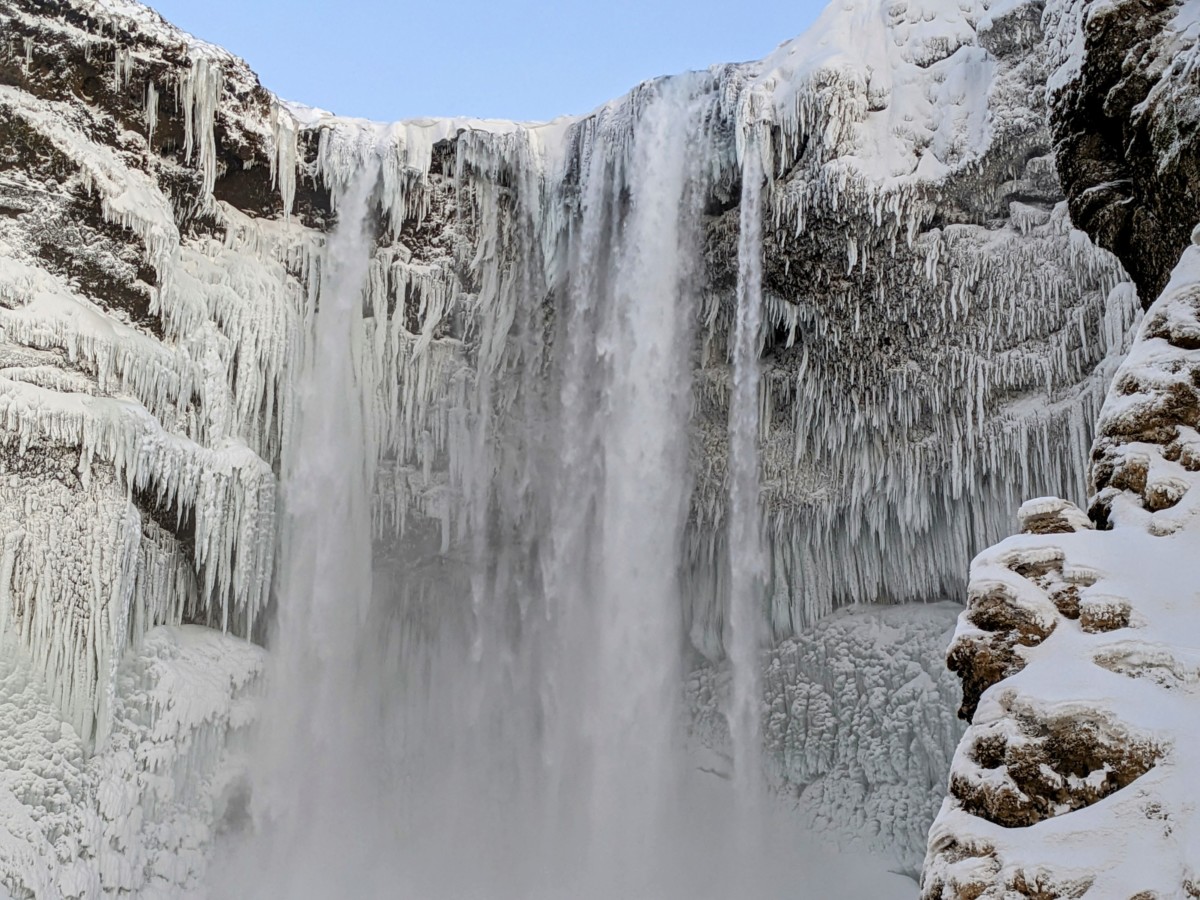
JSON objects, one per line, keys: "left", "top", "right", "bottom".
{"left": 0, "top": 0, "right": 292, "bottom": 755}
{"left": 1046, "top": 0, "right": 1200, "bottom": 306}
{"left": 687, "top": 0, "right": 1137, "bottom": 650}
{"left": 923, "top": 0, "right": 1200, "bottom": 893}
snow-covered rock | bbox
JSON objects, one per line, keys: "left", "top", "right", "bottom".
{"left": 1047, "top": 0, "right": 1200, "bottom": 306}
{"left": 922, "top": 237, "right": 1200, "bottom": 898}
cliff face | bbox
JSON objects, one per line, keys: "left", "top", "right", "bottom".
{"left": 1046, "top": 0, "right": 1200, "bottom": 307}
{"left": 0, "top": 0, "right": 1146, "bottom": 894}
{"left": 923, "top": 0, "right": 1200, "bottom": 894}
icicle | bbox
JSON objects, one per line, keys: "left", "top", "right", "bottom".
{"left": 179, "top": 54, "right": 222, "bottom": 202}
{"left": 271, "top": 102, "right": 299, "bottom": 220}
{"left": 145, "top": 81, "right": 158, "bottom": 152}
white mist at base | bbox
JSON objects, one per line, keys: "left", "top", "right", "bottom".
{"left": 212, "top": 88, "right": 916, "bottom": 900}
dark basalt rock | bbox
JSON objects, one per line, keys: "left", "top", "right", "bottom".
{"left": 1048, "top": 0, "right": 1198, "bottom": 307}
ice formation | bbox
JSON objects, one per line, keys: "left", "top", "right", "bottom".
{"left": 0, "top": 0, "right": 1153, "bottom": 892}
{"left": 690, "top": 602, "right": 965, "bottom": 875}
{"left": 0, "top": 626, "right": 263, "bottom": 898}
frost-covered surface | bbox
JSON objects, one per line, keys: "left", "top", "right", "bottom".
{"left": 0, "top": 0, "right": 1152, "bottom": 891}
{"left": 686, "top": 0, "right": 1138, "bottom": 649}
{"left": 0, "top": 0, "right": 1137, "bottom": 674}
{"left": 922, "top": 237, "right": 1200, "bottom": 897}
{"left": 0, "top": 626, "right": 263, "bottom": 899}
{"left": 0, "top": 0, "right": 284, "bottom": 749}
{"left": 690, "top": 603, "right": 964, "bottom": 873}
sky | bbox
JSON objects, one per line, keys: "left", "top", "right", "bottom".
{"left": 146, "top": 0, "right": 827, "bottom": 123}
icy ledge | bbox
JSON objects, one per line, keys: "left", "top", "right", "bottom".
{"left": 922, "top": 231, "right": 1200, "bottom": 897}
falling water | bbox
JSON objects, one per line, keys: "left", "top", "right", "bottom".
{"left": 220, "top": 141, "right": 392, "bottom": 899}
{"left": 545, "top": 74, "right": 700, "bottom": 894}
{"left": 220, "top": 78, "right": 840, "bottom": 900}
{"left": 377, "top": 76, "right": 714, "bottom": 899}
{"left": 726, "top": 136, "right": 768, "bottom": 804}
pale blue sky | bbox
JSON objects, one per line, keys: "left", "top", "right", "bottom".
{"left": 147, "top": 1, "right": 826, "bottom": 122}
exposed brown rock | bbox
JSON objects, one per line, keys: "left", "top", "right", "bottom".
{"left": 951, "top": 710, "right": 1160, "bottom": 828}
{"left": 1048, "top": 0, "right": 1197, "bottom": 307}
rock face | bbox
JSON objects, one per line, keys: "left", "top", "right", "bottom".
{"left": 923, "top": 0, "right": 1200, "bottom": 894}
{"left": 1046, "top": 0, "right": 1200, "bottom": 306}
{"left": 0, "top": 0, "right": 1147, "bottom": 893}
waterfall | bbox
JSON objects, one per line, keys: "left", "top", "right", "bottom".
{"left": 372, "top": 76, "right": 721, "bottom": 899}
{"left": 727, "top": 135, "right": 767, "bottom": 805}
{"left": 545, "top": 74, "right": 699, "bottom": 891}
{"left": 218, "top": 141, "right": 391, "bottom": 898}
{"left": 219, "top": 77, "right": 862, "bottom": 900}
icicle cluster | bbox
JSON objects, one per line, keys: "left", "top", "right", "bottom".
{"left": 263, "top": 0, "right": 1143, "bottom": 661}
{"left": 0, "top": 6, "right": 289, "bottom": 752}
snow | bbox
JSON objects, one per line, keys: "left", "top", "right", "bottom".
{"left": 0, "top": 626, "right": 263, "bottom": 899}
{"left": 923, "top": 239, "right": 1200, "bottom": 896}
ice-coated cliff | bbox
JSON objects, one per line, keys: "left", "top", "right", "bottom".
{"left": 0, "top": 0, "right": 1146, "bottom": 893}
{"left": 922, "top": 231, "right": 1200, "bottom": 900}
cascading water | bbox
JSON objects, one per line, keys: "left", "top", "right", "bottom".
{"left": 375, "top": 75, "right": 737, "bottom": 899}
{"left": 215, "top": 74, "right": 906, "bottom": 900}
{"left": 726, "top": 133, "right": 768, "bottom": 818}
{"left": 216, "top": 139, "right": 393, "bottom": 898}
{"left": 543, "top": 73, "right": 701, "bottom": 893}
